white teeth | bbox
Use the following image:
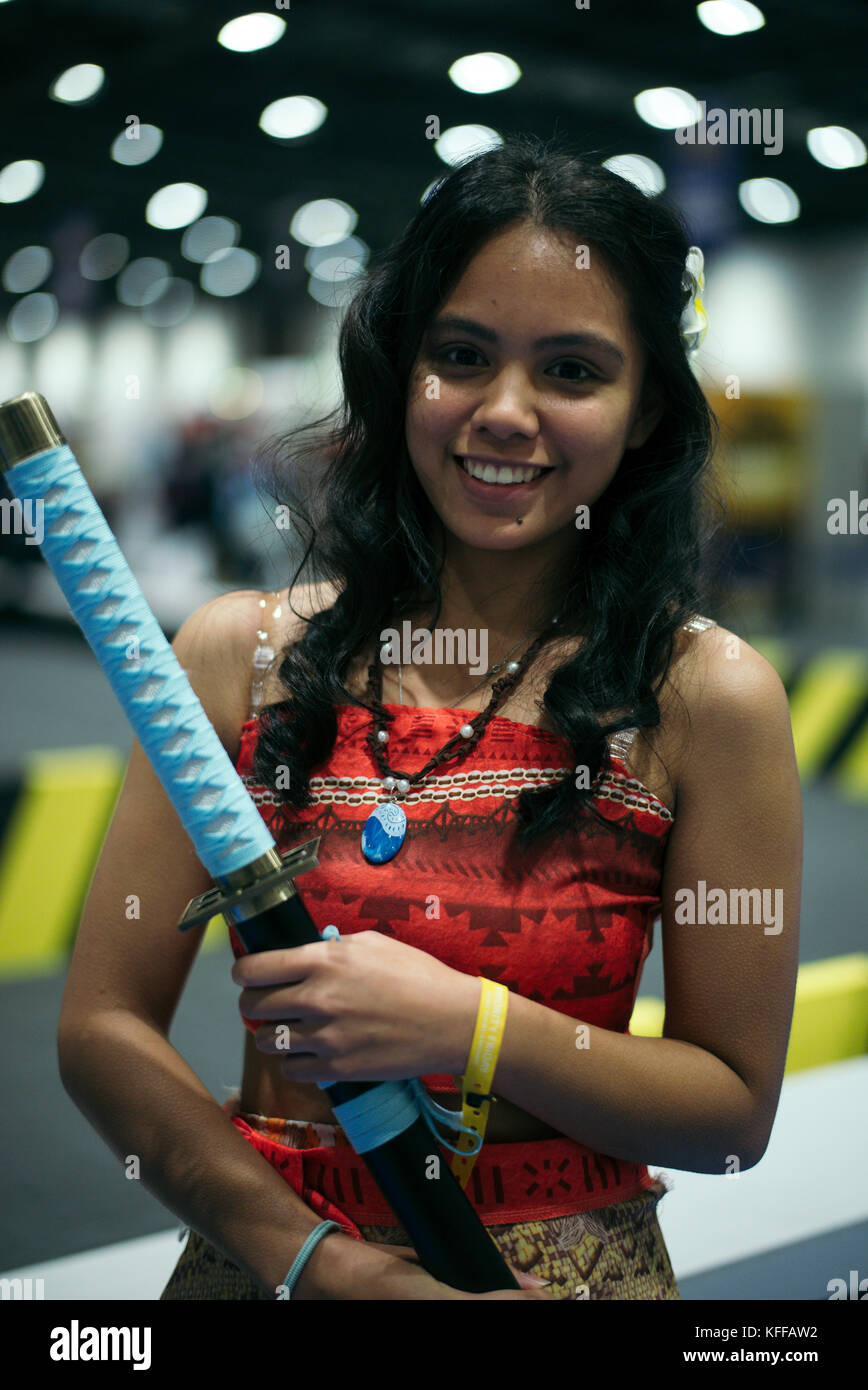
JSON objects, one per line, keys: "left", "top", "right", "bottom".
{"left": 458, "top": 457, "right": 544, "bottom": 485}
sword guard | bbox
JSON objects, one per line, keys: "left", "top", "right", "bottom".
{"left": 176, "top": 837, "right": 321, "bottom": 932}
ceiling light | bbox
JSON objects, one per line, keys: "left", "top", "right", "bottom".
{"left": 603, "top": 154, "right": 666, "bottom": 195}
{"left": 80, "top": 233, "right": 130, "bottom": 280}
{"left": 290, "top": 198, "right": 357, "bottom": 247}
{"left": 8, "top": 293, "right": 58, "bottom": 343}
{"left": 200, "top": 248, "right": 260, "bottom": 297}
{"left": 307, "top": 275, "right": 358, "bottom": 309}
{"left": 218, "top": 13, "right": 286, "bottom": 51}
{"left": 305, "top": 235, "right": 369, "bottom": 276}
{"left": 738, "top": 177, "right": 800, "bottom": 223}
{"left": 433, "top": 125, "right": 503, "bottom": 165}
{"left": 182, "top": 216, "right": 240, "bottom": 263}
{"left": 259, "top": 95, "right": 327, "bottom": 139}
{"left": 806, "top": 125, "right": 867, "bottom": 170}
{"left": 111, "top": 124, "right": 163, "bottom": 166}
{"left": 634, "top": 87, "right": 701, "bottom": 130}
{"left": 309, "top": 253, "right": 365, "bottom": 284}
{"left": 448, "top": 53, "right": 521, "bottom": 94}
{"left": 146, "top": 182, "right": 208, "bottom": 229}
{"left": 697, "top": 0, "right": 765, "bottom": 35}
{"left": 0, "top": 160, "right": 44, "bottom": 203}
{"left": 3, "top": 246, "right": 52, "bottom": 293}
{"left": 50, "top": 63, "right": 105, "bottom": 103}
{"left": 117, "top": 258, "right": 171, "bottom": 307}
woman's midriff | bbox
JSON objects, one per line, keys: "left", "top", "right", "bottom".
{"left": 239, "top": 1036, "right": 564, "bottom": 1140}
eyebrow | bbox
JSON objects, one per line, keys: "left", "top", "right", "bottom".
{"left": 427, "top": 314, "right": 626, "bottom": 366}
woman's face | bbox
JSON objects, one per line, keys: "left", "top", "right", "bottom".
{"left": 404, "top": 221, "right": 663, "bottom": 554}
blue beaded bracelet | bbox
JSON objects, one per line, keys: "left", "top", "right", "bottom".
{"left": 281, "top": 1220, "right": 342, "bottom": 1299}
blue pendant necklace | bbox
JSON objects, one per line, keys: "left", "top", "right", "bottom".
{"left": 360, "top": 615, "right": 562, "bottom": 864}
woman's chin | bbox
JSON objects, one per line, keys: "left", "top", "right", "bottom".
{"left": 440, "top": 516, "right": 539, "bottom": 550}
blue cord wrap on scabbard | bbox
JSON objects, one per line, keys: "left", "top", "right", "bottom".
{"left": 315, "top": 925, "right": 482, "bottom": 1157}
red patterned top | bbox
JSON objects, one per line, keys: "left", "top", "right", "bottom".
{"left": 227, "top": 613, "right": 712, "bottom": 1097}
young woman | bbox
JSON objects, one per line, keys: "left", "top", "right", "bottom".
{"left": 58, "top": 133, "right": 803, "bottom": 1301}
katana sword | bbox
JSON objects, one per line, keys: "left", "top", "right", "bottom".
{"left": 0, "top": 390, "right": 518, "bottom": 1295}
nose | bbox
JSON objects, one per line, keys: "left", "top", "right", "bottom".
{"left": 468, "top": 365, "right": 539, "bottom": 439}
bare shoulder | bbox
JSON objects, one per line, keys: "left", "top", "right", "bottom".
{"left": 257, "top": 578, "right": 342, "bottom": 704}
{"left": 667, "top": 620, "right": 790, "bottom": 727}
{"left": 167, "top": 581, "right": 341, "bottom": 751}
{"left": 661, "top": 618, "right": 795, "bottom": 793}
{"left": 170, "top": 589, "right": 281, "bottom": 754}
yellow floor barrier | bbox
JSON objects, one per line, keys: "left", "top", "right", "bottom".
{"left": 0, "top": 744, "right": 231, "bottom": 975}
{"left": 200, "top": 913, "right": 229, "bottom": 952}
{"left": 782, "top": 953, "right": 868, "bottom": 1072}
{"left": 787, "top": 650, "right": 868, "bottom": 780}
{"left": 740, "top": 637, "right": 868, "bottom": 798}
{"left": 834, "top": 718, "right": 868, "bottom": 803}
{"left": 630, "top": 953, "right": 868, "bottom": 1075}
{"left": 747, "top": 636, "right": 794, "bottom": 686}
{"left": 0, "top": 748, "right": 124, "bottom": 977}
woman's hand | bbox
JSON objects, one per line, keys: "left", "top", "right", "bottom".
{"left": 306, "top": 1237, "right": 554, "bottom": 1301}
{"left": 231, "top": 930, "right": 480, "bottom": 1083}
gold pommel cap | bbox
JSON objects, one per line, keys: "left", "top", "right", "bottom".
{"left": 0, "top": 392, "right": 66, "bottom": 471}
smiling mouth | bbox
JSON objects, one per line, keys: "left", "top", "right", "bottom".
{"left": 453, "top": 455, "right": 552, "bottom": 486}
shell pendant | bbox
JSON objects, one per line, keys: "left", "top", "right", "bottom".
{"left": 361, "top": 800, "right": 407, "bottom": 863}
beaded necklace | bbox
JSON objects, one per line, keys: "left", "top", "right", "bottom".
{"left": 360, "top": 613, "right": 562, "bottom": 863}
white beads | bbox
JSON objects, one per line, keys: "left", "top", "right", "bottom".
{"left": 383, "top": 776, "right": 396, "bottom": 790}
{"left": 506, "top": 660, "right": 520, "bottom": 675}
{"left": 376, "top": 729, "right": 389, "bottom": 743}
{"left": 252, "top": 641, "right": 275, "bottom": 671}
{"left": 459, "top": 723, "right": 474, "bottom": 739}
{"left": 396, "top": 778, "right": 410, "bottom": 795}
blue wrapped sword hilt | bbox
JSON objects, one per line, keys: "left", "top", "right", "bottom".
{"left": 0, "top": 393, "right": 274, "bottom": 879}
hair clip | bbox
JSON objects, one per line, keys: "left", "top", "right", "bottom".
{"left": 680, "top": 245, "right": 709, "bottom": 353}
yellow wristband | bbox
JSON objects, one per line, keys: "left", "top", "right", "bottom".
{"left": 450, "top": 978, "right": 509, "bottom": 1189}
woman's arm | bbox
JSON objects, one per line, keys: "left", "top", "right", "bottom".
{"left": 56, "top": 589, "right": 394, "bottom": 1298}
{"left": 461, "top": 625, "right": 803, "bottom": 1173}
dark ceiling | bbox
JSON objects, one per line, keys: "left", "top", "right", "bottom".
{"left": 1, "top": 0, "right": 866, "bottom": 356}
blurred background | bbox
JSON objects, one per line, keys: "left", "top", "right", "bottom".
{"left": 0, "top": 0, "right": 866, "bottom": 1301}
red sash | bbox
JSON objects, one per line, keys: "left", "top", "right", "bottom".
{"left": 231, "top": 1113, "right": 657, "bottom": 1239}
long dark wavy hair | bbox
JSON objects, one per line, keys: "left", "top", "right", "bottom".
{"left": 251, "top": 131, "right": 725, "bottom": 853}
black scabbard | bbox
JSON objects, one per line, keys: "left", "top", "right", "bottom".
{"left": 233, "top": 891, "right": 519, "bottom": 1293}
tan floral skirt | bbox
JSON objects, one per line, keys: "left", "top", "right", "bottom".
{"left": 161, "top": 1109, "right": 681, "bottom": 1302}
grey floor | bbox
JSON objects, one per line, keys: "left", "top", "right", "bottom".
{"left": 1, "top": 620, "right": 866, "bottom": 1296}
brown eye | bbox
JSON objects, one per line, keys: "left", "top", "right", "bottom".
{"left": 435, "top": 345, "right": 483, "bottom": 366}
{"left": 548, "top": 360, "right": 598, "bottom": 383}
